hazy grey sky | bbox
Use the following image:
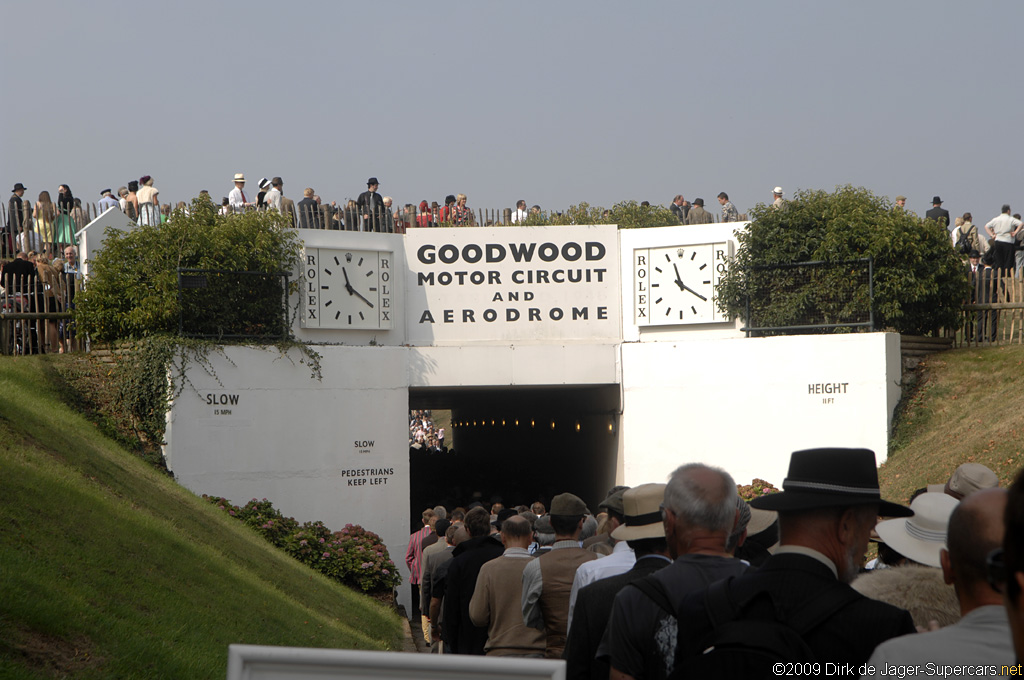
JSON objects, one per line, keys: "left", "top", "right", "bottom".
{"left": 3, "top": 1, "right": 1022, "bottom": 220}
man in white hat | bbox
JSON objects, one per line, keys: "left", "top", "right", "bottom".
{"left": 228, "top": 173, "right": 253, "bottom": 213}
{"left": 862, "top": 488, "right": 1013, "bottom": 676}
{"left": 851, "top": 492, "right": 961, "bottom": 629}
{"left": 565, "top": 483, "right": 671, "bottom": 680}
{"left": 772, "top": 187, "right": 785, "bottom": 209}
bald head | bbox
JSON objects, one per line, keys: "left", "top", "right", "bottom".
{"left": 944, "top": 487, "right": 1007, "bottom": 600}
{"left": 501, "top": 514, "right": 532, "bottom": 548}
{"left": 450, "top": 526, "right": 471, "bottom": 546}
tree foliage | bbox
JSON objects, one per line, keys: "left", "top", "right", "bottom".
{"left": 76, "top": 197, "right": 303, "bottom": 341}
{"left": 717, "top": 186, "right": 968, "bottom": 335}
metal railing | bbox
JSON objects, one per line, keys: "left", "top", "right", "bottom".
{"left": 2, "top": 200, "right": 746, "bottom": 244}
{"left": 741, "top": 258, "right": 874, "bottom": 336}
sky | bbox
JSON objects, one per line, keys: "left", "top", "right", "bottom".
{"left": 3, "top": 1, "right": 1023, "bottom": 220}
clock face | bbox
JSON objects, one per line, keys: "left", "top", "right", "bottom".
{"left": 303, "top": 248, "right": 393, "bottom": 329}
{"left": 634, "top": 243, "right": 731, "bottom": 326}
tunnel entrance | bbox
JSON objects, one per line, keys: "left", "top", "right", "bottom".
{"left": 408, "top": 384, "right": 621, "bottom": 528}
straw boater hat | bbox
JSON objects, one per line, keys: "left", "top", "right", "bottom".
{"left": 233, "top": 173, "right": 246, "bottom": 183}
{"left": 749, "top": 448, "right": 911, "bottom": 517}
{"left": 611, "top": 483, "right": 667, "bottom": 541}
{"left": 875, "top": 492, "right": 959, "bottom": 568}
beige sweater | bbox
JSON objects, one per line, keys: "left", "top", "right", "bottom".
{"left": 468, "top": 549, "right": 545, "bottom": 656}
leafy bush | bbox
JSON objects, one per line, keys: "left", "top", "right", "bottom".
{"left": 518, "top": 200, "right": 679, "bottom": 228}
{"left": 235, "top": 497, "right": 301, "bottom": 548}
{"left": 204, "top": 496, "right": 400, "bottom": 593}
{"left": 717, "top": 186, "right": 968, "bottom": 335}
{"left": 75, "top": 196, "right": 302, "bottom": 341}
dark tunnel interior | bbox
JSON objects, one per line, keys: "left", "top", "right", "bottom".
{"left": 407, "top": 384, "right": 621, "bottom": 530}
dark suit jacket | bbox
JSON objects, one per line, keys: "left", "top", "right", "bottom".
{"left": 925, "top": 206, "right": 951, "bottom": 229}
{"left": 442, "top": 534, "right": 505, "bottom": 655}
{"left": 296, "top": 197, "right": 322, "bottom": 229}
{"left": 670, "top": 203, "right": 688, "bottom": 224}
{"left": 563, "top": 554, "right": 671, "bottom": 680}
{"left": 673, "top": 552, "right": 915, "bottom": 673}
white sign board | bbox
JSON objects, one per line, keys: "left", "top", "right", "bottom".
{"left": 226, "top": 645, "right": 566, "bottom": 680}
{"left": 404, "top": 225, "right": 620, "bottom": 344}
{"left": 75, "top": 206, "right": 136, "bottom": 279}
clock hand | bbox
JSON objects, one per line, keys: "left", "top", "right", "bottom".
{"left": 672, "top": 263, "right": 685, "bottom": 290}
{"left": 341, "top": 267, "right": 355, "bottom": 294}
{"left": 682, "top": 283, "right": 708, "bottom": 302}
{"left": 350, "top": 288, "right": 375, "bottom": 308}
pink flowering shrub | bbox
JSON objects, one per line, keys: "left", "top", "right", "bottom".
{"left": 736, "top": 479, "right": 780, "bottom": 501}
{"left": 318, "top": 524, "right": 401, "bottom": 593}
{"left": 203, "top": 496, "right": 400, "bottom": 593}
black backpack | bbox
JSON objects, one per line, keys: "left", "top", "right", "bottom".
{"left": 956, "top": 225, "right": 975, "bottom": 255}
{"left": 669, "top": 577, "right": 860, "bottom": 679}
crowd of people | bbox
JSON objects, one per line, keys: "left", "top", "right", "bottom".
{"left": 0, "top": 243, "right": 80, "bottom": 354}
{"left": 4, "top": 175, "right": 762, "bottom": 254}
{"left": 409, "top": 410, "right": 446, "bottom": 454}
{"left": 406, "top": 449, "right": 1024, "bottom": 678}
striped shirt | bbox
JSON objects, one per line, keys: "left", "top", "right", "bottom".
{"left": 405, "top": 525, "right": 433, "bottom": 585}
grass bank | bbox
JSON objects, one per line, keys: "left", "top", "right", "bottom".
{"left": 880, "top": 344, "right": 1024, "bottom": 504}
{"left": 0, "top": 356, "right": 403, "bottom": 679}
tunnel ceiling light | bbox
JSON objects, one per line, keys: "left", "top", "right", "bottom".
{"left": 575, "top": 420, "right": 581, "bottom": 432}
{"left": 530, "top": 419, "right": 535, "bottom": 428}
{"left": 514, "top": 419, "right": 519, "bottom": 427}
{"left": 550, "top": 420, "right": 556, "bottom": 430}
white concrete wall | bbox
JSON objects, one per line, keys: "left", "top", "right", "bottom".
{"left": 619, "top": 332, "right": 900, "bottom": 489}
{"left": 164, "top": 345, "right": 412, "bottom": 603}
{"left": 76, "top": 207, "right": 136, "bottom": 279}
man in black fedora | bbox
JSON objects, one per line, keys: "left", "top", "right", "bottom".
{"left": 5, "top": 183, "right": 27, "bottom": 258}
{"left": 358, "top": 177, "right": 385, "bottom": 232}
{"left": 671, "top": 448, "right": 916, "bottom": 677}
{"left": 926, "top": 196, "right": 951, "bottom": 230}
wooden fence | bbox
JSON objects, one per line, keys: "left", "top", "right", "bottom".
{"left": 948, "top": 270, "right": 1024, "bottom": 347}
{"left": 0, "top": 271, "right": 78, "bottom": 355}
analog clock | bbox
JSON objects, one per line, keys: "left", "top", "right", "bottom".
{"left": 303, "top": 248, "right": 393, "bottom": 329}
{"left": 633, "top": 242, "right": 731, "bottom": 326}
